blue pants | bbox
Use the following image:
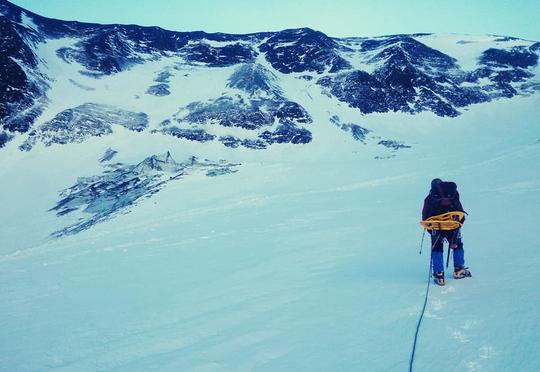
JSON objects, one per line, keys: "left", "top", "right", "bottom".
{"left": 430, "top": 229, "right": 465, "bottom": 273}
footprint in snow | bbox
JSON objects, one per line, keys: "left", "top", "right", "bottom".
{"left": 450, "top": 319, "right": 477, "bottom": 343}
{"left": 448, "top": 319, "right": 476, "bottom": 343}
{"left": 460, "top": 319, "right": 477, "bottom": 330}
{"left": 423, "top": 297, "right": 446, "bottom": 319}
{"left": 479, "top": 345, "right": 497, "bottom": 360}
{"left": 441, "top": 285, "right": 456, "bottom": 294}
{"left": 449, "top": 327, "right": 470, "bottom": 343}
{"left": 424, "top": 311, "right": 443, "bottom": 320}
{"left": 430, "top": 298, "right": 446, "bottom": 311}
{"left": 466, "top": 361, "right": 479, "bottom": 371}
{"left": 465, "top": 345, "right": 498, "bottom": 371}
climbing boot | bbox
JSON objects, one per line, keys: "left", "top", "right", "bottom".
{"left": 433, "top": 272, "right": 445, "bottom": 286}
{"left": 453, "top": 267, "right": 472, "bottom": 279}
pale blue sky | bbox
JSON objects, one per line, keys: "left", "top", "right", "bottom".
{"left": 9, "top": 0, "right": 540, "bottom": 41}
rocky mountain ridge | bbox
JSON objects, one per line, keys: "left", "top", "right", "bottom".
{"left": 1, "top": 0, "right": 539, "bottom": 150}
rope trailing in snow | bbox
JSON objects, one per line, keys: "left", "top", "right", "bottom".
{"left": 409, "top": 233, "right": 440, "bottom": 372}
{"left": 419, "top": 228, "right": 426, "bottom": 255}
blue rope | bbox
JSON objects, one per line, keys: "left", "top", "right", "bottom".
{"left": 409, "top": 233, "right": 440, "bottom": 372}
{"left": 419, "top": 229, "right": 426, "bottom": 255}
{"left": 409, "top": 256, "right": 432, "bottom": 372}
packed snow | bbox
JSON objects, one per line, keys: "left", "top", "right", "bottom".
{"left": 1, "top": 19, "right": 540, "bottom": 370}
{"left": 1, "top": 87, "right": 540, "bottom": 371}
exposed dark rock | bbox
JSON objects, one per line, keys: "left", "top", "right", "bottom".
{"left": 154, "top": 70, "right": 173, "bottom": 83}
{"left": 0, "top": 15, "right": 47, "bottom": 133}
{"left": 319, "top": 71, "right": 388, "bottom": 114}
{"left": 363, "top": 35, "right": 459, "bottom": 71}
{"left": 206, "top": 167, "right": 238, "bottom": 177}
{"left": 160, "top": 83, "right": 313, "bottom": 148}
{"left": 466, "top": 47, "right": 539, "bottom": 100}
{"left": 480, "top": 47, "right": 538, "bottom": 68}
{"left": 20, "top": 103, "right": 148, "bottom": 150}
{"left": 0, "top": 131, "right": 14, "bottom": 148}
{"left": 54, "top": 27, "right": 208, "bottom": 75}
{"left": 241, "top": 138, "right": 267, "bottom": 149}
{"left": 259, "top": 28, "right": 351, "bottom": 73}
{"left": 1, "top": 0, "right": 539, "bottom": 150}
{"left": 146, "top": 83, "right": 171, "bottom": 96}
{"left": 329, "top": 115, "right": 370, "bottom": 142}
{"left": 317, "top": 35, "right": 503, "bottom": 117}
{"left": 275, "top": 101, "right": 312, "bottom": 124}
{"left": 259, "top": 123, "right": 312, "bottom": 144}
{"left": 377, "top": 140, "right": 411, "bottom": 150}
{"left": 56, "top": 31, "right": 141, "bottom": 75}
{"left": 50, "top": 152, "right": 240, "bottom": 237}
{"left": 99, "top": 148, "right": 118, "bottom": 162}
{"left": 68, "top": 79, "right": 95, "bottom": 91}
{"left": 350, "top": 125, "right": 370, "bottom": 141}
{"left": 156, "top": 127, "right": 216, "bottom": 142}
{"left": 182, "top": 97, "right": 274, "bottom": 129}
{"left": 174, "top": 95, "right": 312, "bottom": 130}
{"left": 492, "top": 68, "right": 533, "bottom": 83}
{"left": 219, "top": 135, "right": 241, "bottom": 148}
{"left": 183, "top": 42, "right": 256, "bottom": 67}
{"left": 322, "top": 36, "right": 469, "bottom": 117}
{"left": 227, "top": 63, "right": 282, "bottom": 97}
{"left": 493, "top": 36, "right": 520, "bottom": 42}
{"left": 218, "top": 136, "right": 268, "bottom": 149}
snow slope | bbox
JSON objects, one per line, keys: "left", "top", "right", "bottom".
{"left": 1, "top": 90, "right": 539, "bottom": 371}
{"left": 1, "top": 3, "right": 540, "bottom": 369}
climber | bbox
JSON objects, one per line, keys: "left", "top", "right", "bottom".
{"left": 422, "top": 178, "right": 471, "bottom": 286}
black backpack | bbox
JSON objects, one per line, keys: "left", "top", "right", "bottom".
{"left": 429, "top": 181, "right": 460, "bottom": 216}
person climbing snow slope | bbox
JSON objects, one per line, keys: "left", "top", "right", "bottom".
{"left": 422, "top": 178, "right": 472, "bottom": 286}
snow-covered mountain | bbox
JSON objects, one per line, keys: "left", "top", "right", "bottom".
{"left": 1, "top": 0, "right": 540, "bottom": 371}
{"left": 1, "top": 0, "right": 539, "bottom": 150}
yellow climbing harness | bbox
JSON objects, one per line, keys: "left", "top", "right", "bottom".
{"left": 420, "top": 211, "right": 465, "bottom": 231}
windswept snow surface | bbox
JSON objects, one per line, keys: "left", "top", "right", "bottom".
{"left": 1, "top": 93, "right": 540, "bottom": 370}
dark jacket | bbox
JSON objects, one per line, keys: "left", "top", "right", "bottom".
{"left": 422, "top": 188, "right": 465, "bottom": 220}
